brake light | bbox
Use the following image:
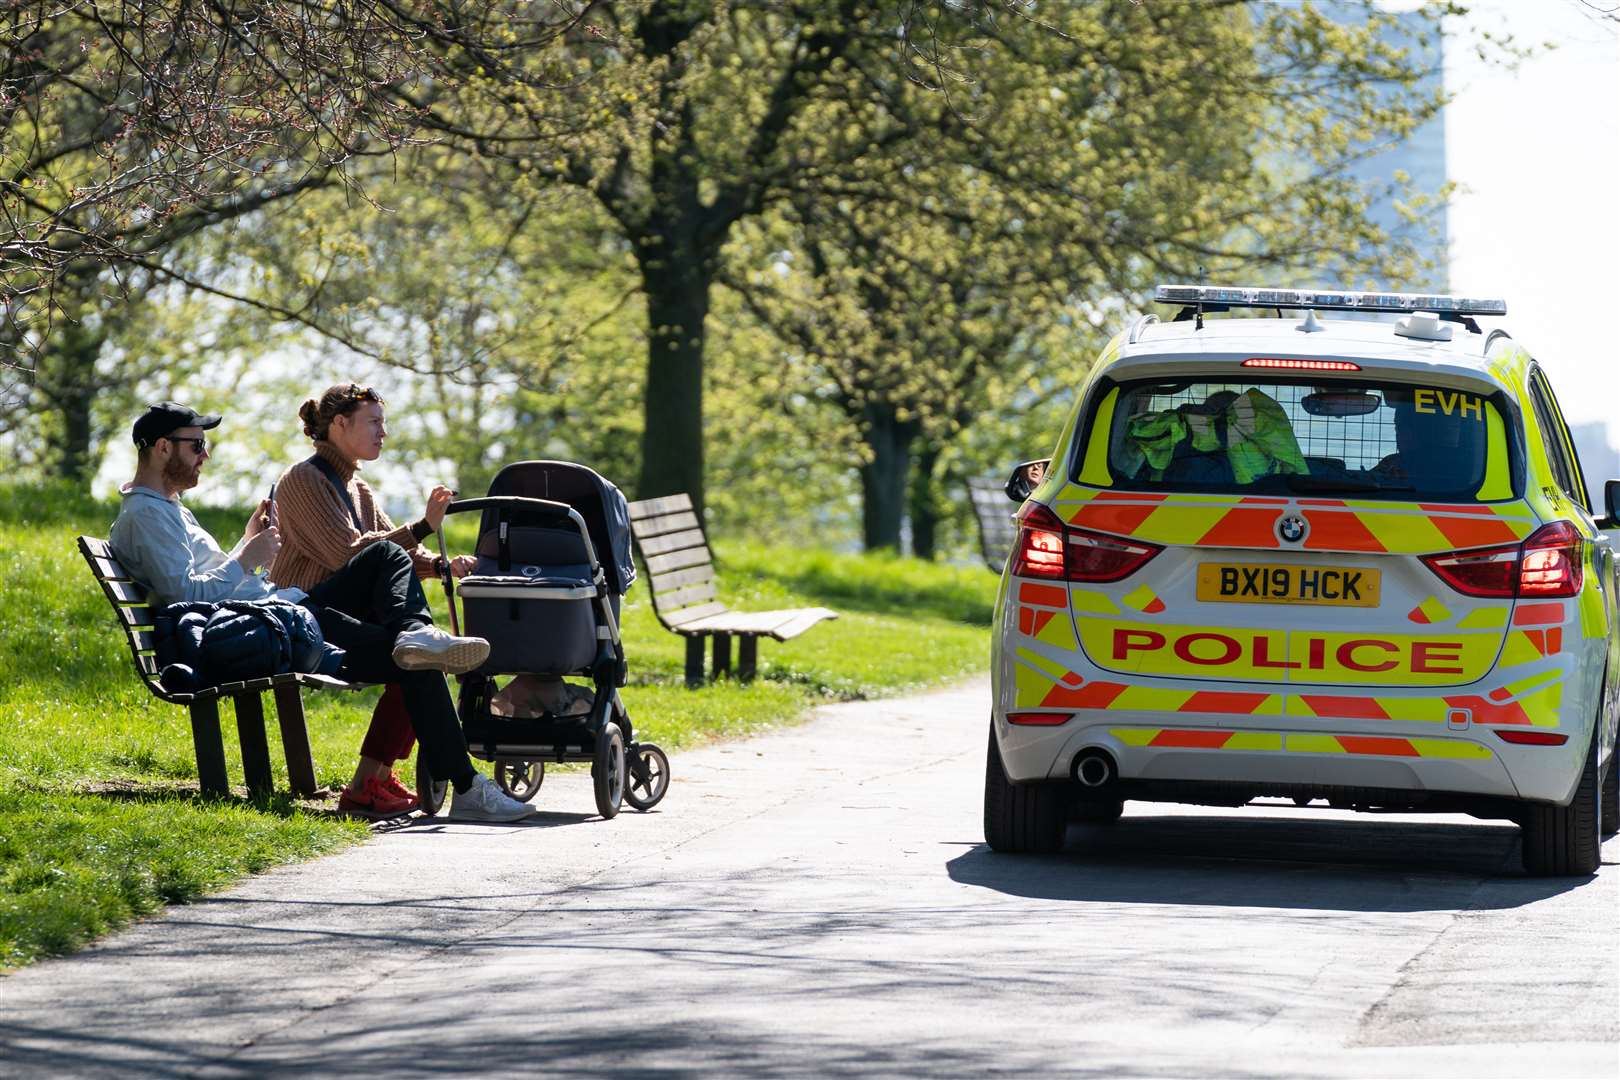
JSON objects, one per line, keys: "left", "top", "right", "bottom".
{"left": 1517, "top": 521, "right": 1583, "bottom": 597}
{"left": 1011, "top": 504, "right": 1161, "bottom": 583}
{"left": 1421, "top": 521, "right": 1585, "bottom": 599}
{"left": 1494, "top": 730, "right": 1569, "bottom": 746}
{"left": 1011, "top": 504, "right": 1068, "bottom": 579}
{"left": 1241, "top": 358, "right": 1361, "bottom": 371}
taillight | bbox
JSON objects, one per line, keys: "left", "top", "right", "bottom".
{"left": 1011, "top": 504, "right": 1068, "bottom": 579}
{"left": 1011, "top": 504, "right": 1161, "bottom": 583}
{"left": 1007, "top": 711, "right": 1070, "bottom": 726}
{"left": 1422, "top": 521, "right": 1585, "bottom": 600}
{"left": 1517, "top": 521, "right": 1583, "bottom": 597}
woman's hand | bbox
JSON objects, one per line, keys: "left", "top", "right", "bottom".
{"left": 449, "top": 554, "right": 477, "bottom": 579}
{"left": 244, "top": 498, "right": 272, "bottom": 537}
{"left": 423, "top": 485, "right": 457, "bottom": 531}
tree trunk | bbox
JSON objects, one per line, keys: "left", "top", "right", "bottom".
{"left": 38, "top": 316, "right": 107, "bottom": 486}
{"left": 859, "top": 403, "right": 917, "bottom": 551}
{"left": 908, "top": 443, "right": 942, "bottom": 560}
{"left": 637, "top": 253, "right": 712, "bottom": 519}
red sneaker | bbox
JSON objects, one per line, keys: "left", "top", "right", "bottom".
{"left": 379, "top": 770, "right": 419, "bottom": 808}
{"left": 338, "top": 776, "right": 415, "bottom": 819}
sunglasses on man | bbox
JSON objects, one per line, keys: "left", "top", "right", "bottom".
{"left": 163, "top": 436, "right": 209, "bottom": 454}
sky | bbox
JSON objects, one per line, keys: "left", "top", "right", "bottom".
{"left": 1443, "top": 0, "right": 1620, "bottom": 431}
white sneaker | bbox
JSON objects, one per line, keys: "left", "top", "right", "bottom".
{"left": 391, "top": 626, "right": 490, "bottom": 674}
{"left": 449, "top": 772, "right": 534, "bottom": 822}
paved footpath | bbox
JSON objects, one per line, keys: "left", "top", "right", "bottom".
{"left": 2, "top": 677, "right": 1616, "bottom": 1078}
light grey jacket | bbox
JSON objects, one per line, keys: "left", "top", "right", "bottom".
{"left": 109, "top": 486, "right": 306, "bottom": 607}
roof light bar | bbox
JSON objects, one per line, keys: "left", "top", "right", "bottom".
{"left": 1242, "top": 358, "right": 1361, "bottom": 371}
{"left": 1155, "top": 285, "right": 1507, "bottom": 317}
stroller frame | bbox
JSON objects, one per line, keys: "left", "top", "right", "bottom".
{"left": 415, "top": 470, "right": 668, "bottom": 819}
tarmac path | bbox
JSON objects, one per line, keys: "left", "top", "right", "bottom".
{"left": 2, "top": 677, "right": 1616, "bottom": 1078}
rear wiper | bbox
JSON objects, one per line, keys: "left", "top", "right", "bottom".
{"left": 1283, "top": 475, "right": 1415, "bottom": 494}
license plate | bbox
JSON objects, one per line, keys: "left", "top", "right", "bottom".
{"left": 1196, "top": 563, "right": 1381, "bottom": 607}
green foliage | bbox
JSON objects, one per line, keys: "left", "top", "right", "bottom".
{"left": 0, "top": 481, "right": 995, "bottom": 969}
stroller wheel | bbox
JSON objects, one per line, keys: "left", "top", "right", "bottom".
{"left": 591, "top": 721, "right": 625, "bottom": 820}
{"left": 495, "top": 760, "right": 545, "bottom": 803}
{"left": 624, "top": 743, "right": 670, "bottom": 812}
{"left": 417, "top": 757, "right": 448, "bottom": 817}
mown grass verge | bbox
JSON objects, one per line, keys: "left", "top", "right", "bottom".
{"left": 0, "top": 481, "right": 995, "bottom": 971}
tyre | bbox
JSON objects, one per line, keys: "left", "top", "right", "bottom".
{"left": 624, "top": 743, "right": 670, "bottom": 811}
{"left": 1070, "top": 798, "right": 1124, "bottom": 824}
{"left": 983, "top": 721, "right": 1067, "bottom": 853}
{"left": 1521, "top": 722, "right": 1602, "bottom": 876}
{"left": 416, "top": 756, "right": 448, "bottom": 817}
{"left": 495, "top": 760, "right": 544, "bottom": 803}
{"left": 1602, "top": 731, "right": 1618, "bottom": 839}
{"left": 592, "top": 721, "right": 625, "bottom": 820}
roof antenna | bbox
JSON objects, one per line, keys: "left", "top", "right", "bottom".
{"left": 1295, "top": 308, "right": 1324, "bottom": 334}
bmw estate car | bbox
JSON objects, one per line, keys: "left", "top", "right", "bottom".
{"left": 986, "top": 285, "right": 1618, "bottom": 875}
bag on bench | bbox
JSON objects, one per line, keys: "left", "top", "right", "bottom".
{"left": 153, "top": 599, "right": 344, "bottom": 693}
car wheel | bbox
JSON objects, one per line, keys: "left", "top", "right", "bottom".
{"left": 983, "top": 720, "right": 1067, "bottom": 853}
{"left": 1521, "top": 721, "right": 1602, "bottom": 876}
{"left": 1601, "top": 730, "right": 1618, "bottom": 839}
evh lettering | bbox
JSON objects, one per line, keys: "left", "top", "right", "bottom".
{"left": 1413, "top": 388, "right": 1483, "bottom": 420}
{"left": 1112, "top": 628, "right": 1466, "bottom": 675}
{"left": 1218, "top": 566, "right": 1364, "bottom": 601}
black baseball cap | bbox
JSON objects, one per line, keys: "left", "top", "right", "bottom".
{"left": 132, "top": 402, "right": 222, "bottom": 448}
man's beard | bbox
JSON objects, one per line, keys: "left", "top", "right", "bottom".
{"left": 162, "top": 453, "right": 201, "bottom": 491}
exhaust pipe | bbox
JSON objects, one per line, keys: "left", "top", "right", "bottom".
{"left": 1074, "top": 749, "right": 1115, "bottom": 788}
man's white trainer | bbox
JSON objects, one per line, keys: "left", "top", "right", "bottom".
{"left": 449, "top": 772, "right": 534, "bottom": 822}
{"left": 391, "top": 626, "right": 490, "bottom": 674}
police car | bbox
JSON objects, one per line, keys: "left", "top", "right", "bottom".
{"left": 986, "top": 285, "right": 1619, "bottom": 875}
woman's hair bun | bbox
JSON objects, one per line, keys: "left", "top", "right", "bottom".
{"left": 298, "top": 398, "right": 320, "bottom": 439}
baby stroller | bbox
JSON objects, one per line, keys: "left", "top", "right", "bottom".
{"left": 415, "top": 460, "right": 670, "bottom": 819}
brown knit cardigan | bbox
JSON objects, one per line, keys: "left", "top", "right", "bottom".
{"left": 268, "top": 441, "right": 437, "bottom": 591}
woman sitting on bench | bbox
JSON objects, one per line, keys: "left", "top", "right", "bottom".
{"left": 269, "top": 383, "right": 478, "bottom": 820}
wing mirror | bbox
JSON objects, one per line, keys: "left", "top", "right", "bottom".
{"left": 1599, "top": 479, "right": 1620, "bottom": 530}
{"left": 1004, "top": 459, "right": 1051, "bottom": 503}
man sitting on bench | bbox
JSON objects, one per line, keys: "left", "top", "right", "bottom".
{"left": 108, "top": 401, "right": 533, "bottom": 822}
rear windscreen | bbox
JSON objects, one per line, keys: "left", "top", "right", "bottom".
{"left": 1102, "top": 379, "right": 1504, "bottom": 500}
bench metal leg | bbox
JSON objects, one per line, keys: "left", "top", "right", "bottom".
{"left": 712, "top": 634, "right": 732, "bottom": 679}
{"left": 273, "top": 684, "right": 321, "bottom": 798}
{"left": 738, "top": 636, "right": 758, "bottom": 682}
{"left": 684, "top": 636, "right": 705, "bottom": 688}
{"left": 187, "top": 699, "right": 230, "bottom": 798}
{"left": 233, "top": 692, "right": 274, "bottom": 799}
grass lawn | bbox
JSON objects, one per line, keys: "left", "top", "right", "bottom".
{"left": 0, "top": 481, "right": 996, "bottom": 971}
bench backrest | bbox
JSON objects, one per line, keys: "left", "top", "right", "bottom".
{"left": 77, "top": 536, "right": 168, "bottom": 699}
{"left": 966, "top": 477, "right": 1017, "bottom": 572}
{"left": 625, "top": 493, "right": 728, "bottom": 630}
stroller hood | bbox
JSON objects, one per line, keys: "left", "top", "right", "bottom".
{"left": 482, "top": 461, "right": 636, "bottom": 594}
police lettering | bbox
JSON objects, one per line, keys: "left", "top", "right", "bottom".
{"left": 1111, "top": 628, "right": 1467, "bottom": 676}
{"left": 1413, "top": 388, "right": 1484, "bottom": 420}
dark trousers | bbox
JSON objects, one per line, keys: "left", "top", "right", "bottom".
{"left": 303, "top": 543, "right": 473, "bottom": 788}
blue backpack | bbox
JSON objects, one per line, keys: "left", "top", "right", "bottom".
{"left": 154, "top": 599, "right": 344, "bottom": 692}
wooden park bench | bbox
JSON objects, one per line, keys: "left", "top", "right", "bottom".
{"left": 966, "top": 476, "right": 1017, "bottom": 572}
{"left": 78, "top": 536, "right": 366, "bottom": 799}
{"left": 625, "top": 494, "right": 837, "bottom": 686}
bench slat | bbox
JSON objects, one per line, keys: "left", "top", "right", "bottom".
{"left": 646, "top": 563, "right": 714, "bottom": 591}
{"left": 656, "top": 582, "right": 717, "bottom": 611}
{"left": 80, "top": 537, "right": 113, "bottom": 558}
{"left": 636, "top": 528, "right": 708, "bottom": 558}
{"left": 678, "top": 606, "right": 839, "bottom": 640}
{"left": 666, "top": 602, "right": 730, "bottom": 627}
{"left": 92, "top": 555, "right": 132, "bottom": 581}
{"left": 128, "top": 628, "right": 155, "bottom": 653}
{"left": 135, "top": 652, "right": 158, "bottom": 677}
{"left": 117, "top": 605, "right": 154, "bottom": 629}
{"left": 632, "top": 510, "right": 701, "bottom": 539}
{"left": 646, "top": 547, "right": 711, "bottom": 575}
{"left": 627, "top": 493, "right": 693, "bottom": 520}
{"left": 103, "top": 580, "right": 148, "bottom": 604}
